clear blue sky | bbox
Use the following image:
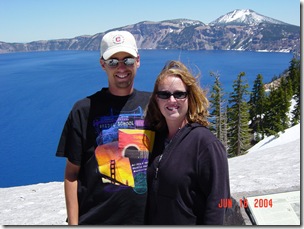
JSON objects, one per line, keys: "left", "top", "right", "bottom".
{"left": 0, "top": 0, "right": 301, "bottom": 43}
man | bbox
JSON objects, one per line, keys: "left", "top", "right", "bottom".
{"left": 56, "top": 31, "right": 154, "bottom": 225}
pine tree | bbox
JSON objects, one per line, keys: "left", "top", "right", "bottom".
{"left": 288, "top": 57, "right": 301, "bottom": 125}
{"left": 288, "top": 57, "right": 301, "bottom": 94}
{"left": 263, "top": 57, "right": 300, "bottom": 134}
{"left": 221, "top": 107, "right": 229, "bottom": 151}
{"left": 280, "top": 76, "right": 293, "bottom": 127}
{"left": 249, "top": 74, "right": 267, "bottom": 143}
{"left": 291, "top": 83, "right": 301, "bottom": 125}
{"left": 209, "top": 71, "right": 228, "bottom": 148}
{"left": 228, "top": 72, "right": 251, "bottom": 156}
{"left": 263, "top": 85, "right": 290, "bottom": 136}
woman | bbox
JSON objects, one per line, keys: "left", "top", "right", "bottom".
{"left": 145, "top": 60, "right": 231, "bottom": 225}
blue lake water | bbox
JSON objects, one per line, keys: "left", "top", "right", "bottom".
{"left": 0, "top": 50, "right": 293, "bottom": 187}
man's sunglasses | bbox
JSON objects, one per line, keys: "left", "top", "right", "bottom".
{"left": 156, "top": 91, "right": 188, "bottom": 99}
{"left": 104, "top": 58, "right": 136, "bottom": 68}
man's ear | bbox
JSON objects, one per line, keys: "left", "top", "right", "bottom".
{"left": 136, "top": 55, "right": 140, "bottom": 68}
{"left": 100, "top": 58, "right": 106, "bottom": 70}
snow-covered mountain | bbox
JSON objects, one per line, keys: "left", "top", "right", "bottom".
{"left": 210, "top": 9, "right": 288, "bottom": 26}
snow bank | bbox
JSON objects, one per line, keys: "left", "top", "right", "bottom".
{"left": 248, "top": 123, "right": 300, "bottom": 153}
{"left": 0, "top": 182, "right": 66, "bottom": 225}
{"left": 0, "top": 124, "right": 300, "bottom": 225}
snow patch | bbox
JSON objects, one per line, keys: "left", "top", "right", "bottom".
{"left": 210, "top": 9, "right": 287, "bottom": 26}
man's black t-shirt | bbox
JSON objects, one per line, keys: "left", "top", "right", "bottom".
{"left": 56, "top": 88, "right": 154, "bottom": 224}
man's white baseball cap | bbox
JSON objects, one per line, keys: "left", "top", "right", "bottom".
{"left": 100, "top": 30, "right": 138, "bottom": 60}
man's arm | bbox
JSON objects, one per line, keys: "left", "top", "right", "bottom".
{"left": 64, "top": 159, "right": 80, "bottom": 225}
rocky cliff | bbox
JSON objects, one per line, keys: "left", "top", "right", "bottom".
{"left": 0, "top": 10, "right": 300, "bottom": 54}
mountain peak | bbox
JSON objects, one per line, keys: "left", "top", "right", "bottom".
{"left": 210, "top": 9, "right": 288, "bottom": 26}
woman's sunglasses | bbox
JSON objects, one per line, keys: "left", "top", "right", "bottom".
{"left": 104, "top": 58, "right": 136, "bottom": 68}
{"left": 156, "top": 91, "right": 188, "bottom": 100}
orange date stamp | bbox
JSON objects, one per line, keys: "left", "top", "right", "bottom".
{"left": 217, "top": 198, "right": 273, "bottom": 208}
{"left": 218, "top": 198, "right": 233, "bottom": 208}
{"left": 240, "top": 198, "right": 273, "bottom": 208}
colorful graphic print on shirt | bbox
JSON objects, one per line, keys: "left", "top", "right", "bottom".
{"left": 93, "top": 106, "right": 154, "bottom": 194}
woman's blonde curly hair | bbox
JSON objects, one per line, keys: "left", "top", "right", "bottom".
{"left": 145, "top": 60, "right": 209, "bottom": 131}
